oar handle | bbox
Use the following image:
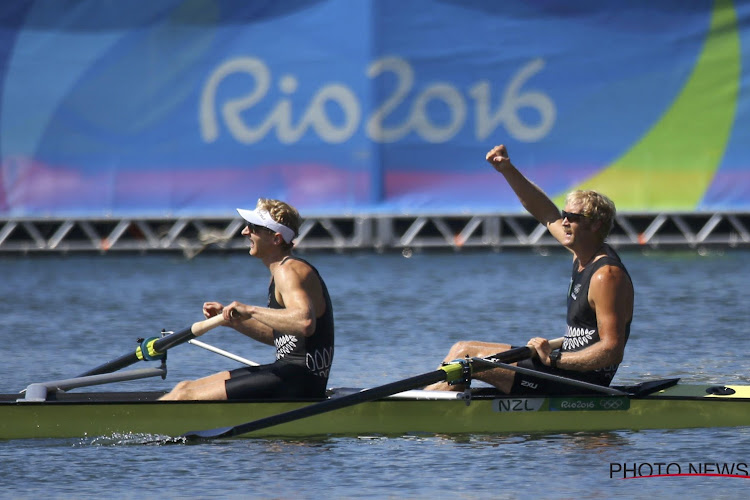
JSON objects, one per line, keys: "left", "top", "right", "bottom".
{"left": 539, "top": 337, "right": 565, "bottom": 352}
{"left": 190, "top": 314, "right": 228, "bottom": 337}
{"left": 446, "top": 337, "right": 565, "bottom": 383}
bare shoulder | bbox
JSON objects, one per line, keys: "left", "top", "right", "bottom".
{"left": 590, "top": 263, "right": 634, "bottom": 306}
{"left": 275, "top": 258, "right": 318, "bottom": 286}
{"left": 275, "top": 258, "right": 326, "bottom": 313}
{"left": 592, "top": 263, "right": 631, "bottom": 287}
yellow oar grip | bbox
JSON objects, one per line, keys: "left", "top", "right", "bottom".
{"left": 440, "top": 361, "right": 471, "bottom": 384}
{"left": 136, "top": 338, "right": 163, "bottom": 361}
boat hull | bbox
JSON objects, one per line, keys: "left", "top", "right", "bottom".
{"left": 2, "top": 383, "right": 749, "bottom": 440}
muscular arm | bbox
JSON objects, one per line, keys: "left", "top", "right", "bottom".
{"left": 229, "top": 316, "right": 277, "bottom": 346}
{"left": 203, "top": 301, "right": 275, "bottom": 346}
{"left": 486, "top": 144, "right": 568, "bottom": 245}
{"left": 555, "top": 265, "right": 633, "bottom": 371}
{"left": 224, "top": 260, "right": 324, "bottom": 339}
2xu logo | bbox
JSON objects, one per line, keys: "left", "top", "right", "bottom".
{"left": 492, "top": 397, "right": 630, "bottom": 412}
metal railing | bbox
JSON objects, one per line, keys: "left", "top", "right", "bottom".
{"left": 2, "top": 212, "right": 749, "bottom": 257}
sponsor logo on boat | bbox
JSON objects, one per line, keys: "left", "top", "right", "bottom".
{"left": 492, "top": 398, "right": 545, "bottom": 412}
{"left": 549, "top": 397, "right": 630, "bottom": 411}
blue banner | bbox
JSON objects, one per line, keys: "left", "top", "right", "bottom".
{"left": 1, "top": 0, "right": 748, "bottom": 216}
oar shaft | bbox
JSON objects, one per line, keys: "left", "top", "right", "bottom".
{"left": 77, "top": 351, "right": 142, "bottom": 378}
{"left": 184, "top": 340, "right": 557, "bottom": 439}
{"left": 472, "top": 358, "right": 627, "bottom": 395}
{"left": 78, "top": 315, "right": 226, "bottom": 377}
{"left": 225, "top": 371, "right": 446, "bottom": 438}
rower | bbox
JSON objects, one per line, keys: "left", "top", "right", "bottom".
{"left": 160, "top": 198, "right": 335, "bottom": 401}
{"left": 426, "top": 144, "right": 633, "bottom": 395}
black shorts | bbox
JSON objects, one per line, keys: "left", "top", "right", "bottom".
{"left": 224, "top": 361, "right": 327, "bottom": 400}
{"left": 509, "top": 356, "right": 610, "bottom": 396}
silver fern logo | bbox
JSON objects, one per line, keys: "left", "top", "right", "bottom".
{"left": 274, "top": 334, "right": 298, "bottom": 359}
{"left": 563, "top": 327, "right": 595, "bottom": 349}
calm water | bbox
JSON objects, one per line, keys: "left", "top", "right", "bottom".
{"left": 1, "top": 249, "right": 750, "bottom": 499}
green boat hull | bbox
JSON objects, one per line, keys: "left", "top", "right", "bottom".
{"left": 1, "top": 383, "right": 748, "bottom": 440}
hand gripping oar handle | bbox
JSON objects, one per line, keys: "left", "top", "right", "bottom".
{"left": 482, "top": 337, "right": 564, "bottom": 365}
{"left": 182, "top": 337, "right": 565, "bottom": 440}
{"left": 77, "top": 314, "right": 227, "bottom": 377}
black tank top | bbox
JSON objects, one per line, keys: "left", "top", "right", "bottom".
{"left": 268, "top": 256, "right": 334, "bottom": 380}
{"left": 565, "top": 243, "right": 632, "bottom": 384}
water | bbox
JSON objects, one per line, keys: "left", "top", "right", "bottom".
{"left": 1, "top": 249, "right": 750, "bottom": 498}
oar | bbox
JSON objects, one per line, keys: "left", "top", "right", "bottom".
{"left": 472, "top": 357, "right": 628, "bottom": 395}
{"left": 77, "top": 314, "right": 227, "bottom": 377}
{"left": 182, "top": 337, "right": 564, "bottom": 440}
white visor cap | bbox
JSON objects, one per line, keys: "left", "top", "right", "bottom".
{"left": 237, "top": 208, "right": 296, "bottom": 243}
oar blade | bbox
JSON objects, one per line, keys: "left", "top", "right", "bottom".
{"left": 185, "top": 425, "right": 236, "bottom": 440}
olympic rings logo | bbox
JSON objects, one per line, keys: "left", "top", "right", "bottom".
{"left": 600, "top": 399, "right": 626, "bottom": 410}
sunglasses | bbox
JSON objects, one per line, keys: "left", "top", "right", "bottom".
{"left": 561, "top": 210, "right": 587, "bottom": 223}
{"left": 246, "top": 223, "right": 275, "bottom": 235}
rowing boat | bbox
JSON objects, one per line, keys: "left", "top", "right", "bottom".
{"left": 2, "top": 317, "right": 748, "bottom": 440}
{"left": 2, "top": 380, "right": 749, "bottom": 440}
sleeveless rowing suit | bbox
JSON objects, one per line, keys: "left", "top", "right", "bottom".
{"left": 225, "top": 256, "right": 335, "bottom": 400}
{"left": 511, "top": 243, "right": 632, "bottom": 395}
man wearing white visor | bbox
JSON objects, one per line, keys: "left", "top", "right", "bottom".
{"left": 161, "top": 198, "right": 335, "bottom": 400}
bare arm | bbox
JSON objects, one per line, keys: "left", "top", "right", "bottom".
{"left": 203, "top": 301, "right": 275, "bottom": 346}
{"left": 223, "top": 260, "right": 323, "bottom": 338}
{"left": 486, "top": 144, "right": 569, "bottom": 245}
